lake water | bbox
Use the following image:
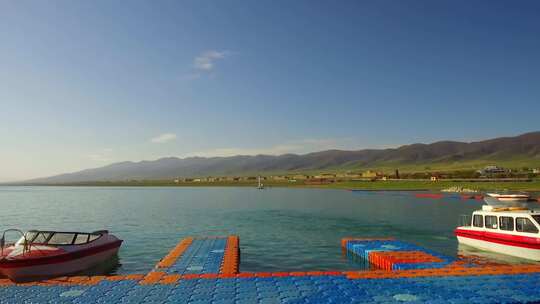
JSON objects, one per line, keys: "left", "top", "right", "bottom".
{"left": 0, "top": 186, "right": 487, "bottom": 274}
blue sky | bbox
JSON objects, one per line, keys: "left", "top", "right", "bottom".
{"left": 1, "top": 0, "right": 539, "bottom": 181}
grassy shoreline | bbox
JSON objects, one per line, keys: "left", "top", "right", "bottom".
{"left": 7, "top": 179, "right": 540, "bottom": 192}
{"left": 319, "top": 180, "right": 540, "bottom": 192}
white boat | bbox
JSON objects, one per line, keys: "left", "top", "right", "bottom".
{"left": 484, "top": 192, "right": 531, "bottom": 207}
{"left": 455, "top": 205, "right": 540, "bottom": 261}
{"left": 0, "top": 229, "right": 122, "bottom": 281}
{"left": 486, "top": 192, "right": 530, "bottom": 201}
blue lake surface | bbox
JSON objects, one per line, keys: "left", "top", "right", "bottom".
{"left": 0, "top": 186, "right": 484, "bottom": 274}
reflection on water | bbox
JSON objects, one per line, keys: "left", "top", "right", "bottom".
{"left": 0, "top": 186, "right": 525, "bottom": 275}
{"left": 80, "top": 254, "right": 122, "bottom": 276}
{"left": 458, "top": 243, "right": 540, "bottom": 265}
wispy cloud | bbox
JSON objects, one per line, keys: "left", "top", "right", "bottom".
{"left": 87, "top": 148, "right": 114, "bottom": 162}
{"left": 185, "top": 50, "right": 230, "bottom": 79}
{"left": 151, "top": 133, "right": 177, "bottom": 144}
{"left": 194, "top": 50, "right": 229, "bottom": 71}
{"left": 185, "top": 138, "right": 359, "bottom": 157}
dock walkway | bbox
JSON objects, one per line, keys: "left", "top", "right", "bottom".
{"left": 1, "top": 236, "right": 540, "bottom": 303}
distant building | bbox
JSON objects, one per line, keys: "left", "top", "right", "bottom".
{"left": 360, "top": 170, "right": 386, "bottom": 180}
{"left": 305, "top": 178, "right": 333, "bottom": 185}
{"left": 477, "top": 165, "right": 507, "bottom": 176}
{"left": 430, "top": 176, "right": 439, "bottom": 181}
{"left": 315, "top": 173, "right": 336, "bottom": 179}
{"left": 533, "top": 168, "right": 540, "bottom": 174}
{"left": 337, "top": 172, "right": 362, "bottom": 179}
{"left": 361, "top": 170, "right": 376, "bottom": 178}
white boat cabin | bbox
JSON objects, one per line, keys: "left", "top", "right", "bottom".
{"left": 463, "top": 205, "right": 540, "bottom": 235}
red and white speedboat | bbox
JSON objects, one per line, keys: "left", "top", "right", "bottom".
{"left": 0, "top": 229, "right": 122, "bottom": 281}
{"left": 455, "top": 205, "right": 540, "bottom": 261}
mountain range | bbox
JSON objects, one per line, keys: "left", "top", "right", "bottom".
{"left": 25, "top": 131, "right": 540, "bottom": 183}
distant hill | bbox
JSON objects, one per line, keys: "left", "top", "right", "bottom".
{"left": 24, "top": 131, "right": 540, "bottom": 183}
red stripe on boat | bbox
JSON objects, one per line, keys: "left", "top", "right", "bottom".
{"left": 0, "top": 240, "right": 122, "bottom": 268}
{"left": 455, "top": 228, "right": 540, "bottom": 249}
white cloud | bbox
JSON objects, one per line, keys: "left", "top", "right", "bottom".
{"left": 87, "top": 154, "right": 112, "bottom": 162}
{"left": 192, "top": 145, "right": 297, "bottom": 157}
{"left": 183, "top": 50, "right": 232, "bottom": 80}
{"left": 87, "top": 148, "right": 114, "bottom": 162}
{"left": 151, "top": 133, "right": 177, "bottom": 144}
{"left": 185, "top": 138, "right": 359, "bottom": 157}
{"left": 193, "top": 50, "right": 229, "bottom": 71}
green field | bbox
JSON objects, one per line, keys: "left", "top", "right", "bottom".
{"left": 317, "top": 180, "right": 540, "bottom": 192}
{"left": 226, "top": 158, "right": 540, "bottom": 181}
{"left": 317, "top": 157, "right": 540, "bottom": 176}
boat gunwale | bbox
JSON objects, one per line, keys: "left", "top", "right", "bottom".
{"left": 455, "top": 228, "right": 540, "bottom": 249}
{"left": 0, "top": 240, "right": 122, "bottom": 268}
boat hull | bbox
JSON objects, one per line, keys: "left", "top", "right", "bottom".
{"left": 0, "top": 234, "right": 122, "bottom": 281}
{"left": 0, "top": 246, "right": 119, "bottom": 281}
{"left": 485, "top": 193, "right": 530, "bottom": 202}
{"left": 456, "top": 236, "right": 540, "bottom": 261}
{"left": 483, "top": 196, "right": 531, "bottom": 207}
{"left": 455, "top": 229, "right": 540, "bottom": 261}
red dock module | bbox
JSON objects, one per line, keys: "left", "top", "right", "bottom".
{"left": 220, "top": 235, "right": 240, "bottom": 275}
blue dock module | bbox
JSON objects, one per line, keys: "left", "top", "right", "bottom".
{"left": 342, "top": 238, "right": 454, "bottom": 270}
{"left": 5, "top": 272, "right": 540, "bottom": 303}
{"left": 151, "top": 236, "right": 226, "bottom": 275}
{"left": 5, "top": 236, "right": 540, "bottom": 303}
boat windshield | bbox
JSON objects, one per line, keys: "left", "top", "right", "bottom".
{"left": 14, "top": 231, "right": 47, "bottom": 246}
{"left": 48, "top": 233, "right": 77, "bottom": 245}
{"left": 532, "top": 215, "right": 540, "bottom": 226}
{"left": 14, "top": 231, "right": 102, "bottom": 246}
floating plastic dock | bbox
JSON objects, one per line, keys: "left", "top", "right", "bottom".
{"left": 343, "top": 238, "right": 454, "bottom": 270}
{"left": 140, "top": 236, "right": 239, "bottom": 285}
{"left": 157, "top": 236, "right": 234, "bottom": 275}
{"left": 2, "top": 236, "right": 540, "bottom": 303}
